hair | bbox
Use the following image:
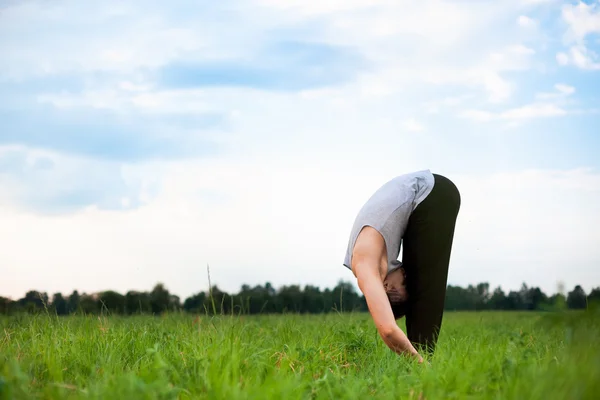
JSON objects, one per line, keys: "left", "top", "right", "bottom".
{"left": 387, "top": 290, "right": 409, "bottom": 320}
{"left": 385, "top": 266, "right": 409, "bottom": 319}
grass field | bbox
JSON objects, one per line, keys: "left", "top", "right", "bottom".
{"left": 1, "top": 309, "right": 598, "bottom": 399}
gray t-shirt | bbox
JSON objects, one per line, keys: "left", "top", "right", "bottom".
{"left": 343, "top": 169, "right": 435, "bottom": 275}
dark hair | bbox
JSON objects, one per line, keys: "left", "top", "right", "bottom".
{"left": 388, "top": 291, "right": 409, "bottom": 320}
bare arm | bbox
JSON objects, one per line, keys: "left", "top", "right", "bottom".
{"left": 352, "top": 227, "right": 423, "bottom": 362}
{"left": 357, "top": 267, "right": 422, "bottom": 360}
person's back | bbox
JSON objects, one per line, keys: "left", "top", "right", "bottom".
{"left": 343, "top": 170, "right": 435, "bottom": 275}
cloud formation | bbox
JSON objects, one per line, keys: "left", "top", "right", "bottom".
{"left": 557, "top": 1, "right": 600, "bottom": 69}
{"left": 0, "top": 0, "right": 598, "bottom": 300}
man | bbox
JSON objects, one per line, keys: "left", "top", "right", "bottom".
{"left": 343, "top": 170, "right": 461, "bottom": 362}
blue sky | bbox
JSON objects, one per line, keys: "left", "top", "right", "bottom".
{"left": 0, "top": 0, "right": 599, "bottom": 300}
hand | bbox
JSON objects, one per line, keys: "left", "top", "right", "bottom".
{"left": 417, "top": 356, "right": 432, "bottom": 367}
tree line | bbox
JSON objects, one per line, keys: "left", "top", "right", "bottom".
{"left": 0, "top": 281, "right": 597, "bottom": 316}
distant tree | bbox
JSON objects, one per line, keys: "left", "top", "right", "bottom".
{"left": 444, "top": 285, "right": 460, "bottom": 310}
{"left": 588, "top": 287, "right": 600, "bottom": 305}
{"left": 236, "top": 284, "right": 272, "bottom": 314}
{"left": 488, "top": 287, "right": 507, "bottom": 310}
{"left": 124, "top": 291, "right": 151, "bottom": 314}
{"left": 79, "top": 293, "right": 99, "bottom": 314}
{"left": 475, "top": 283, "right": 491, "bottom": 309}
{"left": 183, "top": 292, "right": 207, "bottom": 313}
{"left": 278, "top": 285, "right": 302, "bottom": 313}
{"left": 51, "top": 293, "right": 68, "bottom": 316}
{"left": 169, "top": 295, "right": 181, "bottom": 311}
{"left": 0, "top": 296, "right": 12, "bottom": 315}
{"left": 150, "top": 283, "right": 171, "bottom": 314}
{"left": 514, "top": 284, "right": 549, "bottom": 310}
{"left": 331, "top": 280, "right": 363, "bottom": 312}
{"left": 527, "top": 287, "right": 548, "bottom": 310}
{"left": 548, "top": 293, "right": 567, "bottom": 310}
{"left": 18, "top": 291, "right": 48, "bottom": 313}
{"left": 445, "top": 285, "right": 473, "bottom": 310}
{"left": 302, "top": 285, "right": 324, "bottom": 314}
{"left": 98, "top": 291, "right": 126, "bottom": 314}
{"left": 505, "top": 291, "right": 523, "bottom": 310}
{"left": 566, "top": 285, "right": 587, "bottom": 309}
{"left": 67, "top": 290, "right": 80, "bottom": 314}
{"left": 265, "top": 282, "right": 276, "bottom": 297}
{"left": 0, "top": 279, "right": 574, "bottom": 316}
{"left": 205, "top": 285, "right": 232, "bottom": 314}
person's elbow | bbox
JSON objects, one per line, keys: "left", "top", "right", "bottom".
{"left": 378, "top": 324, "right": 398, "bottom": 340}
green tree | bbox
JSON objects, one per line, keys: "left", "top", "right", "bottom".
{"left": 488, "top": 286, "right": 507, "bottom": 310}
{"left": 183, "top": 291, "right": 207, "bottom": 313}
{"left": 169, "top": 294, "right": 181, "bottom": 311}
{"left": 99, "top": 291, "right": 126, "bottom": 314}
{"left": 548, "top": 293, "right": 567, "bottom": 311}
{"left": 67, "top": 290, "right": 80, "bottom": 314}
{"left": 150, "top": 283, "right": 171, "bottom": 314}
{"left": 203, "top": 285, "right": 232, "bottom": 314}
{"left": 566, "top": 285, "right": 587, "bottom": 309}
{"left": 302, "top": 285, "right": 324, "bottom": 314}
{"left": 18, "top": 291, "right": 48, "bottom": 313}
{"left": 125, "top": 291, "right": 151, "bottom": 314}
{"left": 0, "top": 296, "right": 12, "bottom": 315}
{"left": 525, "top": 287, "right": 548, "bottom": 310}
{"left": 588, "top": 287, "right": 600, "bottom": 305}
{"left": 476, "top": 283, "right": 490, "bottom": 309}
{"left": 278, "top": 285, "right": 303, "bottom": 313}
{"left": 51, "top": 293, "right": 68, "bottom": 315}
{"left": 331, "top": 280, "right": 363, "bottom": 312}
{"left": 445, "top": 285, "right": 472, "bottom": 310}
{"left": 79, "top": 293, "right": 99, "bottom": 314}
{"left": 505, "top": 291, "right": 523, "bottom": 310}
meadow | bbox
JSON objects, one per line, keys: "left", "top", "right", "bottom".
{"left": 1, "top": 309, "right": 598, "bottom": 399}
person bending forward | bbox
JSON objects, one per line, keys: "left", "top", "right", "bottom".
{"left": 343, "top": 170, "right": 461, "bottom": 362}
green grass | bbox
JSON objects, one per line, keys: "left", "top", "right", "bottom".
{"left": 1, "top": 309, "right": 599, "bottom": 399}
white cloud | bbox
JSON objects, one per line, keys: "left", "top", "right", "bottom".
{"left": 423, "top": 94, "right": 474, "bottom": 114}
{"left": 462, "top": 103, "right": 567, "bottom": 122}
{"left": 555, "top": 83, "right": 575, "bottom": 95}
{"left": 557, "top": 1, "right": 600, "bottom": 70}
{"left": 1, "top": 161, "right": 598, "bottom": 299}
{"left": 411, "top": 43, "right": 536, "bottom": 103}
{"left": 36, "top": 87, "right": 218, "bottom": 114}
{"left": 517, "top": 15, "right": 537, "bottom": 28}
{"left": 508, "top": 44, "right": 536, "bottom": 55}
{"left": 1, "top": 0, "right": 543, "bottom": 110}
{"left": 481, "top": 72, "right": 514, "bottom": 103}
{"left": 256, "top": 0, "right": 486, "bottom": 45}
{"left": 562, "top": 1, "right": 600, "bottom": 41}
{"left": 556, "top": 52, "right": 570, "bottom": 66}
{"left": 450, "top": 167, "right": 600, "bottom": 294}
{"left": 556, "top": 45, "right": 600, "bottom": 70}
{"left": 0, "top": 2, "right": 262, "bottom": 78}
{"left": 403, "top": 118, "right": 425, "bottom": 132}
{"left": 535, "top": 83, "right": 576, "bottom": 100}
{"left": 485, "top": 44, "right": 536, "bottom": 72}
{"left": 464, "top": 82, "right": 580, "bottom": 122}
{"left": 1, "top": 0, "right": 599, "bottom": 302}
{"left": 0, "top": 155, "right": 410, "bottom": 299}
{"left": 254, "top": 0, "right": 375, "bottom": 16}
{"left": 501, "top": 103, "right": 567, "bottom": 119}
{"left": 460, "top": 109, "right": 495, "bottom": 122}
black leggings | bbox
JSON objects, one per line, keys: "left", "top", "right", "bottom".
{"left": 402, "top": 173, "right": 461, "bottom": 354}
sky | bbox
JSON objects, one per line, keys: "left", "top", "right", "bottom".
{"left": 1, "top": 0, "right": 599, "bottom": 301}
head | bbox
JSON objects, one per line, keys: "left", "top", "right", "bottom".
{"left": 383, "top": 267, "right": 409, "bottom": 319}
